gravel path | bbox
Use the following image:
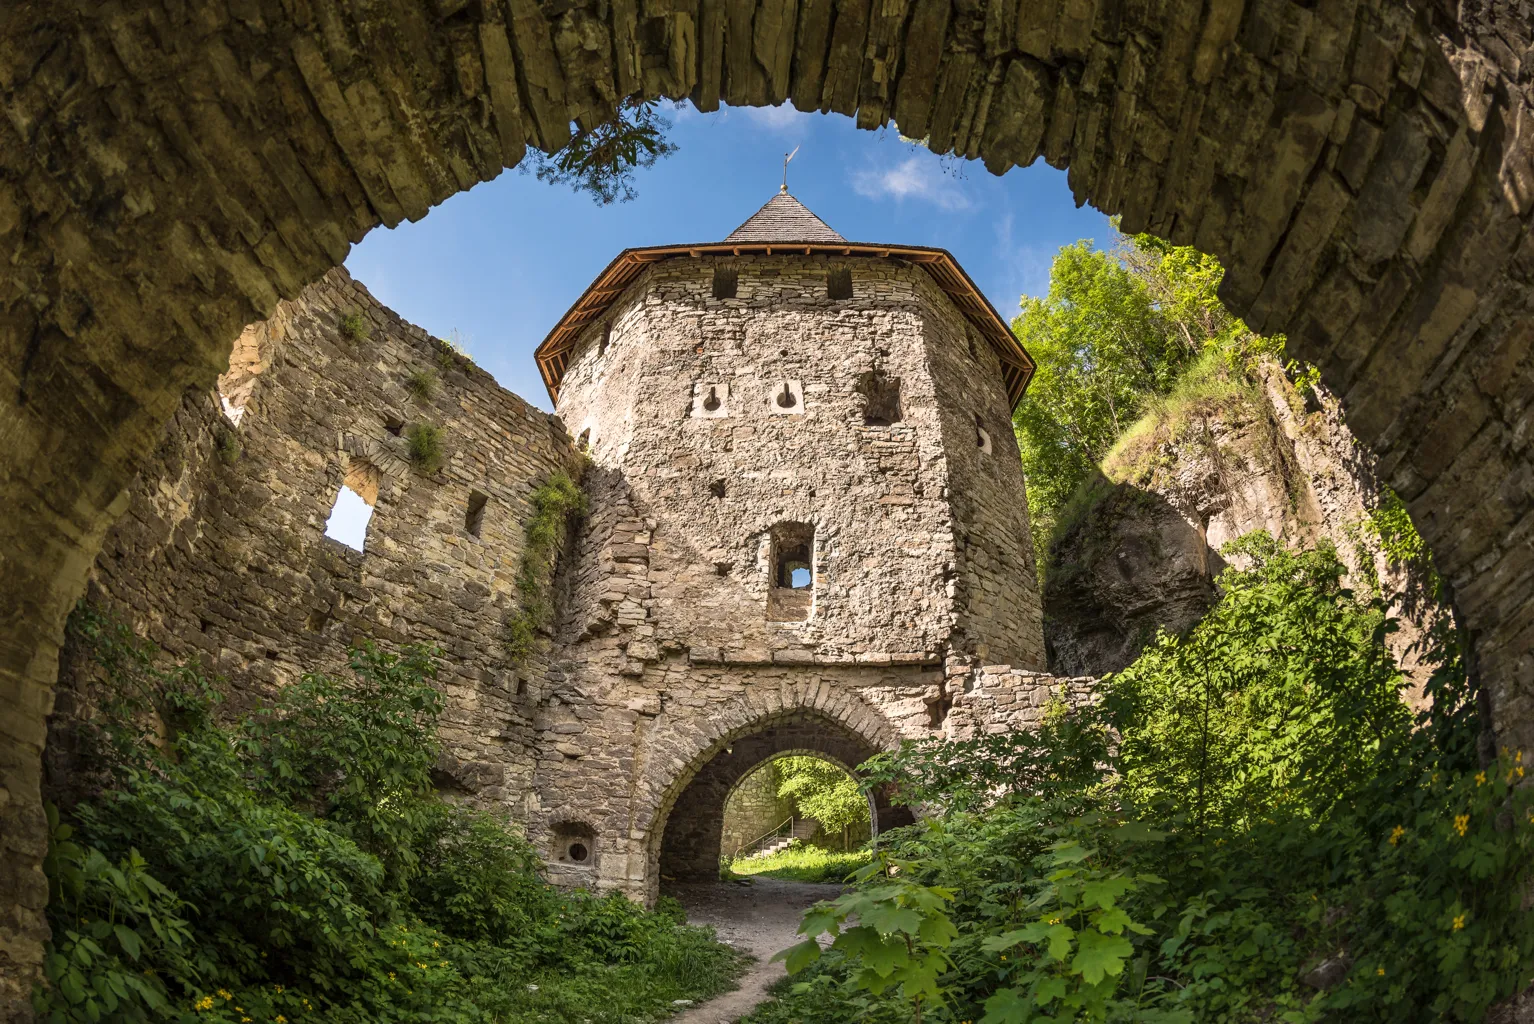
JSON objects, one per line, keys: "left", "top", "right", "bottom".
{"left": 666, "top": 878, "right": 841, "bottom": 1024}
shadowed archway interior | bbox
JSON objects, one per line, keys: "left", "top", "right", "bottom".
{"left": 656, "top": 712, "right": 911, "bottom": 882}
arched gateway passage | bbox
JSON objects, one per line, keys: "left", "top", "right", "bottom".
{"left": 654, "top": 711, "right": 910, "bottom": 884}
{"left": 5, "top": 2, "right": 1534, "bottom": 1013}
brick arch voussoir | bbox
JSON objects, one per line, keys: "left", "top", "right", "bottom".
{"left": 635, "top": 691, "right": 899, "bottom": 860}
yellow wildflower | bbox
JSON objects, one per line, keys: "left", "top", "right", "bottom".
{"left": 1452, "top": 913, "right": 1466, "bottom": 931}
{"left": 1454, "top": 814, "right": 1470, "bottom": 837}
{"left": 218, "top": 990, "right": 233, "bottom": 1001}
{"left": 388, "top": 972, "right": 396, "bottom": 981}
{"left": 195, "top": 996, "right": 215, "bottom": 1011}
{"left": 1376, "top": 967, "right": 1385, "bottom": 976}
{"left": 274, "top": 985, "right": 283, "bottom": 993}
{"left": 1476, "top": 771, "right": 1487, "bottom": 786}
{"left": 1388, "top": 825, "right": 1405, "bottom": 846}
{"left": 276, "top": 1018, "right": 287, "bottom": 1024}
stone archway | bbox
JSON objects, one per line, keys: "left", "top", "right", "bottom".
{"left": 654, "top": 714, "right": 909, "bottom": 885}
{"left": 5, "top": 3, "right": 1534, "bottom": 1012}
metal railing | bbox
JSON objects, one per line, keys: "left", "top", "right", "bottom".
{"left": 734, "top": 816, "right": 795, "bottom": 859}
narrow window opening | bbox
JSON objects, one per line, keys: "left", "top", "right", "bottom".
{"left": 217, "top": 321, "right": 277, "bottom": 426}
{"left": 324, "top": 458, "right": 380, "bottom": 552}
{"left": 857, "top": 369, "right": 903, "bottom": 426}
{"left": 199, "top": 618, "right": 212, "bottom": 633}
{"left": 827, "top": 267, "right": 852, "bottom": 300}
{"left": 598, "top": 323, "right": 611, "bottom": 357}
{"left": 265, "top": 650, "right": 279, "bottom": 661}
{"left": 975, "top": 414, "right": 993, "bottom": 455}
{"left": 927, "top": 692, "right": 953, "bottom": 729}
{"left": 967, "top": 335, "right": 978, "bottom": 360}
{"left": 703, "top": 386, "right": 722, "bottom": 411}
{"left": 768, "top": 522, "right": 815, "bottom": 622}
{"left": 713, "top": 267, "right": 738, "bottom": 299}
{"left": 465, "top": 489, "right": 489, "bottom": 537}
{"left": 775, "top": 383, "right": 798, "bottom": 409}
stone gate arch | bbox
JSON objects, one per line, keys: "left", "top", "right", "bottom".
{"left": 6, "top": 3, "right": 1534, "bottom": 1012}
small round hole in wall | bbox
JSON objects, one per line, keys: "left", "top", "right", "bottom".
{"left": 567, "top": 842, "right": 589, "bottom": 863}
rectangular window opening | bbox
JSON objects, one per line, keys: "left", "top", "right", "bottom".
{"left": 767, "top": 522, "right": 815, "bottom": 622}
{"left": 466, "top": 489, "right": 489, "bottom": 537}
{"left": 827, "top": 267, "right": 852, "bottom": 300}
{"left": 858, "top": 369, "right": 902, "bottom": 426}
{"left": 324, "top": 458, "right": 380, "bottom": 552}
{"left": 713, "top": 267, "right": 739, "bottom": 299}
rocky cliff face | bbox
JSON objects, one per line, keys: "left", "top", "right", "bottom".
{"left": 1043, "top": 358, "right": 1443, "bottom": 690}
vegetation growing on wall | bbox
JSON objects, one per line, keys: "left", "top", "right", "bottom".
{"left": 337, "top": 310, "right": 370, "bottom": 343}
{"left": 506, "top": 471, "right": 587, "bottom": 664}
{"left": 748, "top": 535, "right": 1534, "bottom": 1024}
{"left": 36, "top": 607, "right": 742, "bottom": 1024}
{"left": 405, "top": 368, "right": 439, "bottom": 402}
{"left": 405, "top": 422, "right": 446, "bottom": 474}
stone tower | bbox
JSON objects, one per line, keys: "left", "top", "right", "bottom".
{"left": 526, "top": 194, "right": 1054, "bottom": 896}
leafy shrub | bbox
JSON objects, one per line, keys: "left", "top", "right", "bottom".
{"left": 405, "top": 369, "right": 438, "bottom": 402}
{"left": 757, "top": 536, "right": 1534, "bottom": 1024}
{"left": 338, "top": 310, "right": 371, "bottom": 343}
{"left": 405, "top": 423, "right": 445, "bottom": 474}
{"left": 36, "top": 608, "right": 743, "bottom": 1022}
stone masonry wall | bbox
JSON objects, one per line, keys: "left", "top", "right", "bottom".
{"left": 50, "top": 269, "right": 580, "bottom": 816}
{"left": 720, "top": 761, "right": 795, "bottom": 857}
{"left": 555, "top": 254, "right": 962, "bottom": 664}
{"left": 9, "top": 4, "right": 1534, "bottom": 1009}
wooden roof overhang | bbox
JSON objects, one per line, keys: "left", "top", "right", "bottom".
{"left": 533, "top": 241, "right": 1037, "bottom": 409}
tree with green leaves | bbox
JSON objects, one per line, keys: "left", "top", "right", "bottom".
{"left": 528, "top": 99, "right": 678, "bottom": 205}
{"left": 1011, "top": 235, "right": 1261, "bottom": 572}
{"left": 775, "top": 756, "right": 871, "bottom": 837}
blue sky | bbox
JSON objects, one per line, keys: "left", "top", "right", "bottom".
{"left": 344, "top": 101, "right": 1112, "bottom": 412}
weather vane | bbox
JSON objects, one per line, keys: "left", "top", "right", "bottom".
{"left": 781, "top": 145, "right": 799, "bottom": 192}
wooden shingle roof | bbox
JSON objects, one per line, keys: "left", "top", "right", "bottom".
{"left": 534, "top": 197, "right": 1036, "bottom": 409}
{"left": 723, "top": 191, "right": 847, "bottom": 243}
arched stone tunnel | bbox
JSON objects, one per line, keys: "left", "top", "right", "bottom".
{"left": 3, "top": 1, "right": 1534, "bottom": 1014}
{"left": 653, "top": 711, "right": 910, "bottom": 884}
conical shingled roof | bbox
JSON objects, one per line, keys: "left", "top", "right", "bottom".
{"left": 723, "top": 191, "right": 846, "bottom": 243}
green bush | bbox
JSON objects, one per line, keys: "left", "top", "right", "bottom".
{"left": 406, "top": 423, "right": 446, "bottom": 474}
{"left": 36, "top": 607, "right": 744, "bottom": 1023}
{"left": 338, "top": 311, "right": 371, "bottom": 343}
{"left": 754, "top": 536, "right": 1534, "bottom": 1024}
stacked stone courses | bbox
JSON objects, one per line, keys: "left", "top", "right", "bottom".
{"left": 8, "top": 1, "right": 1534, "bottom": 1014}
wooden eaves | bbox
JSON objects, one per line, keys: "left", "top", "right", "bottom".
{"left": 532, "top": 241, "right": 1037, "bottom": 409}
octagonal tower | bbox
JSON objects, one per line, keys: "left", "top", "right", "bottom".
{"left": 527, "top": 193, "right": 1049, "bottom": 895}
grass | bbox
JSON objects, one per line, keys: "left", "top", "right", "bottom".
{"left": 406, "top": 368, "right": 439, "bottom": 402}
{"left": 726, "top": 843, "right": 871, "bottom": 884}
{"left": 494, "top": 928, "right": 747, "bottom": 1023}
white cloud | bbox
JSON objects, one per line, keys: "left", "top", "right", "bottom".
{"left": 850, "top": 155, "right": 972, "bottom": 211}
{"left": 739, "top": 102, "right": 814, "bottom": 134}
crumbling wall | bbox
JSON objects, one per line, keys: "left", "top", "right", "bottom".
{"left": 50, "top": 268, "right": 580, "bottom": 815}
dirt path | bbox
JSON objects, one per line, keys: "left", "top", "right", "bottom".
{"left": 666, "top": 878, "right": 840, "bottom": 1024}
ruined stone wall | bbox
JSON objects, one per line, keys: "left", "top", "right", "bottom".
{"left": 50, "top": 269, "right": 579, "bottom": 815}
{"left": 10, "top": 3, "right": 1534, "bottom": 1009}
